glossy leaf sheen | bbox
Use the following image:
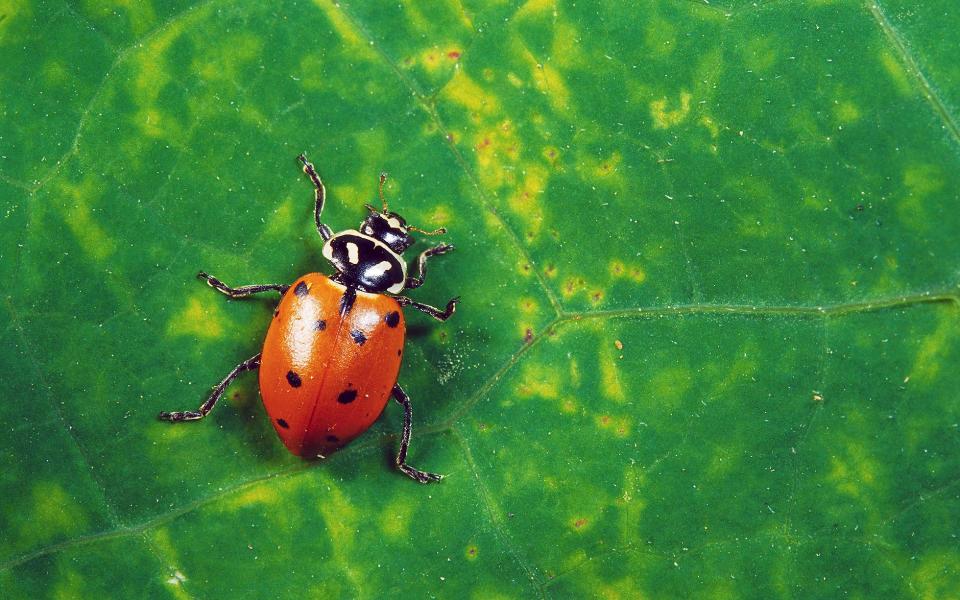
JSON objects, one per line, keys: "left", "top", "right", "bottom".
{"left": 2, "top": 1, "right": 959, "bottom": 597}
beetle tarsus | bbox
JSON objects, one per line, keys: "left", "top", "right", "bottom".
{"left": 158, "top": 410, "right": 204, "bottom": 422}
{"left": 399, "top": 464, "right": 444, "bottom": 484}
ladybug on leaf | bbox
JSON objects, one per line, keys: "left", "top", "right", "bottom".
{"left": 159, "top": 154, "right": 457, "bottom": 483}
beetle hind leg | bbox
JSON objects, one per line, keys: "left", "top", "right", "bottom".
{"left": 159, "top": 353, "right": 261, "bottom": 422}
{"left": 391, "top": 383, "right": 443, "bottom": 483}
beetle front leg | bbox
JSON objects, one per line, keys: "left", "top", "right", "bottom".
{"left": 159, "top": 353, "right": 261, "bottom": 421}
{"left": 394, "top": 295, "right": 459, "bottom": 321}
{"left": 297, "top": 153, "right": 333, "bottom": 241}
{"left": 405, "top": 243, "right": 455, "bottom": 290}
{"left": 198, "top": 272, "right": 289, "bottom": 298}
{"left": 391, "top": 383, "right": 442, "bottom": 483}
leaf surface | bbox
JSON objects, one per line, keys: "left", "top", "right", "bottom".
{"left": 1, "top": 0, "right": 959, "bottom": 597}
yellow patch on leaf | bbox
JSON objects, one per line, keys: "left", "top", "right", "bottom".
{"left": 441, "top": 70, "right": 500, "bottom": 116}
{"left": 167, "top": 295, "right": 226, "bottom": 339}
{"left": 600, "top": 350, "right": 626, "bottom": 402}
{"left": 516, "top": 364, "right": 561, "bottom": 399}
{"left": 311, "top": 0, "right": 376, "bottom": 59}
{"left": 650, "top": 91, "right": 692, "bottom": 129}
{"left": 58, "top": 177, "right": 118, "bottom": 261}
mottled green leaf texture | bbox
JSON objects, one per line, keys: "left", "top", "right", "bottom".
{"left": 2, "top": 0, "right": 959, "bottom": 597}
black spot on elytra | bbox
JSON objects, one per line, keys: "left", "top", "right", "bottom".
{"left": 277, "top": 418, "right": 289, "bottom": 429}
{"left": 350, "top": 329, "right": 367, "bottom": 345}
{"left": 397, "top": 349, "right": 402, "bottom": 356}
{"left": 337, "top": 389, "right": 358, "bottom": 404}
{"left": 385, "top": 311, "right": 400, "bottom": 327}
{"left": 294, "top": 281, "right": 308, "bottom": 297}
{"left": 286, "top": 370, "right": 302, "bottom": 388}
{"left": 273, "top": 308, "right": 280, "bottom": 318}
{"left": 315, "top": 319, "right": 327, "bottom": 331}
{"left": 326, "top": 434, "right": 339, "bottom": 443}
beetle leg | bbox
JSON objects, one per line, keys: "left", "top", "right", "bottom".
{"left": 198, "top": 272, "right": 289, "bottom": 298}
{"left": 391, "top": 383, "right": 442, "bottom": 483}
{"left": 394, "top": 295, "right": 459, "bottom": 321}
{"left": 158, "top": 353, "right": 261, "bottom": 422}
{"left": 297, "top": 153, "right": 333, "bottom": 241}
{"left": 405, "top": 243, "right": 455, "bottom": 290}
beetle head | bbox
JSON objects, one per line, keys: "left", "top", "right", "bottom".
{"left": 360, "top": 173, "right": 445, "bottom": 254}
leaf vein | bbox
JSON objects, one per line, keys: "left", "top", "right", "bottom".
{"left": 866, "top": 0, "right": 960, "bottom": 150}
{"left": 1, "top": 298, "right": 124, "bottom": 528}
{"left": 29, "top": 0, "right": 225, "bottom": 195}
{"left": 452, "top": 426, "right": 547, "bottom": 597}
{"left": 560, "top": 290, "right": 959, "bottom": 321}
{"left": 328, "top": 0, "right": 565, "bottom": 317}
{"left": 434, "top": 316, "right": 561, "bottom": 429}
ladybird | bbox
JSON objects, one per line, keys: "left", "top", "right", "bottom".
{"left": 159, "top": 154, "right": 458, "bottom": 483}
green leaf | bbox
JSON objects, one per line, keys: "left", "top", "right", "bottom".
{"left": 2, "top": 0, "right": 959, "bottom": 597}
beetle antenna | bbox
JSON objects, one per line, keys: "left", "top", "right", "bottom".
{"left": 378, "top": 172, "right": 389, "bottom": 212}
{"left": 408, "top": 225, "right": 447, "bottom": 236}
